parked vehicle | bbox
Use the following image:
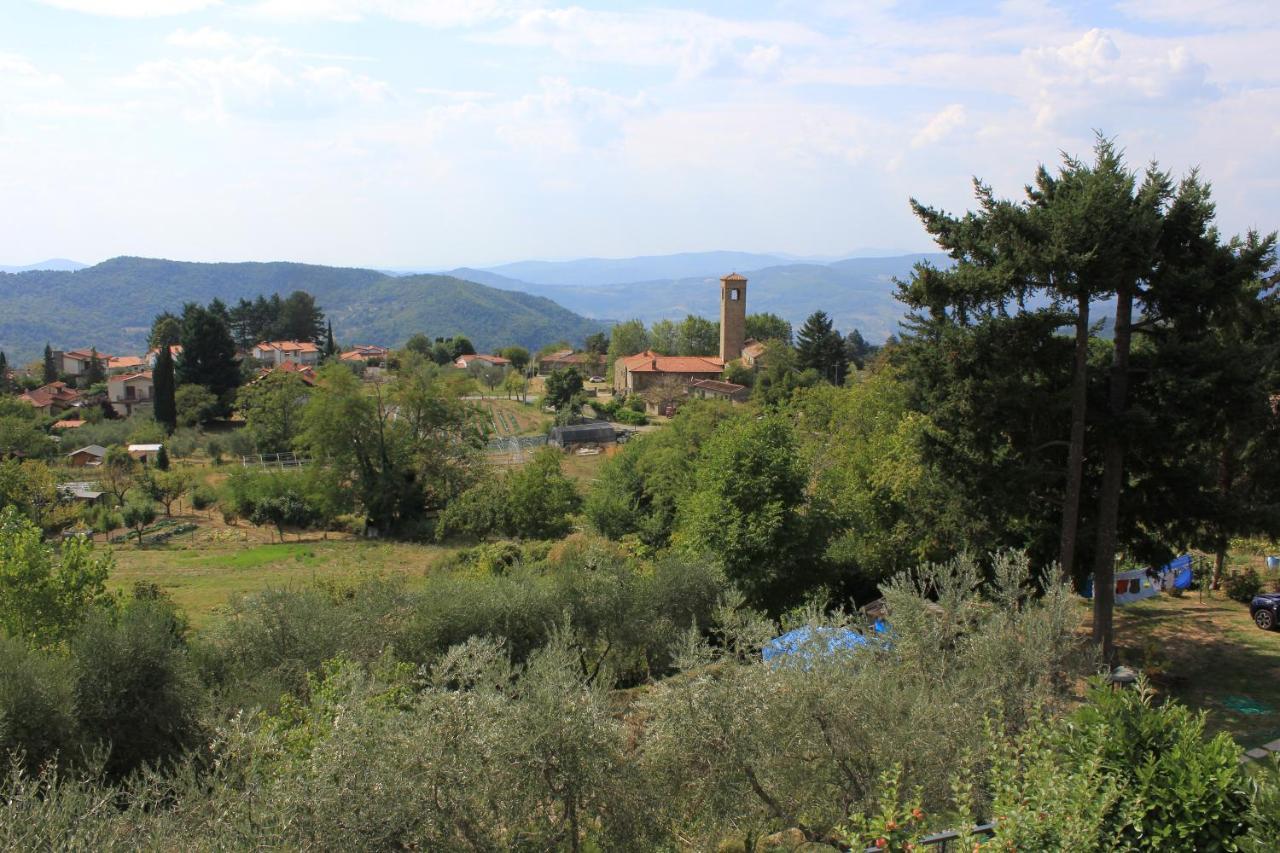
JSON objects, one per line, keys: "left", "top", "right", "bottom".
{"left": 1250, "top": 593, "right": 1280, "bottom": 630}
{"left": 589, "top": 375, "right": 605, "bottom": 383}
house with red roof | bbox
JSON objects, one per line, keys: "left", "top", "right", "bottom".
{"left": 252, "top": 340, "right": 321, "bottom": 366}
{"left": 455, "top": 353, "right": 511, "bottom": 370}
{"left": 612, "top": 351, "right": 725, "bottom": 394}
{"left": 107, "top": 371, "right": 153, "bottom": 416}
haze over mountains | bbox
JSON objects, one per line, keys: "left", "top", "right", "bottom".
{"left": 0, "top": 251, "right": 944, "bottom": 363}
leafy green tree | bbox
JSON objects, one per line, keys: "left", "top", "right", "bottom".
{"left": 437, "top": 448, "right": 579, "bottom": 541}
{"left": 176, "top": 302, "right": 240, "bottom": 408}
{"left": 297, "top": 362, "right": 485, "bottom": 533}
{"left": 175, "top": 383, "right": 219, "bottom": 427}
{"left": 121, "top": 497, "right": 156, "bottom": 546}
{"left": 583, "top": 331, "right": 609, "bottom": 355}
{"left": 722, "top": 361, "right": 754, "bottom": 388}
{"left": 842, "top": 328, "right": 877, "bottom": 370}
{"left": 675, "top": 415, "right": 824, "bottom": 614}
{"left": 607, "top": 319, "right": 649, "bottom": 363}
{"left": 42, "top": 343, "right": 57, "bottom": 384}
{"left": 795, "top": 311, "right": 847, "bottom": 385}
{"left": 0, "top": 459, "right": 78, "bottom": 533}
{"left": 502, "top": 370, "right": 526, "bottom": 400}
{"left": 0, "top": 399, "right": 50, "bottom": 459}
{"left": 648, "top": 319, "right": 679, "bottom": 355}
{"left": 451, "top": 336, "right": 476, "bottom": 358}
{"left": 152, "top": 341, "right": 177, "bottom": 433}
{"left": 99, "top": 447, "right": 137, "bottom": 506}
{"left": 676, "top": 314, "right": 719, "bottom": 356}
{"left": 140, "top": 468, "right": 190, "bottom": 517}
{"left": 745, "top": 312, "right": 793, "bottom": 345}
{"left": 751, "top": 340, "right": 818, "bottom": 407}
{"left": 499, "top": 345, "right": 530, "bottom": 371}
{"left": 544, "top": 368, "right": 584, "bottom": 412}
{"left": 404, "top": 332, "right": 433, "bottom": 357}
{"left": 238, "top": 369, "right": 309, "bottom": 453}
{"left": 0, "top": 505, "right": 112, "bottom": 646}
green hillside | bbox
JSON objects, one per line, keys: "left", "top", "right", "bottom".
{"left": 0, "top": 257, "right": 605, "bottom": 361}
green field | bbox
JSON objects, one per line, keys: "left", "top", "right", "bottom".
{"left": 108, "top": 539, "right": 459, "bottom": 627}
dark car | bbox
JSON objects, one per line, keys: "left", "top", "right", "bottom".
{"left": 1251, "top": 593, "right": 1280, "bottom": 630}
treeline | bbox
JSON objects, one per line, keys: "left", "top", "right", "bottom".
{"left": 149, "top": 290, "right": 329, "bottom": 350}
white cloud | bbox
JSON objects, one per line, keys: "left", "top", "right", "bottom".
{"left": 116, "top": 52, "right": 389, "bottom": 121}
{"left": 484, "top": 8, "right": 821, "bottom": 79}
{"left": 1116, "top": 0, "right": 1280, "bottom": 28}
{"left": 35, "top": 0, "right": 219, "bottom": 17}
{"left": 167, "top": 26, "right": 263, "bottom": 51}
{"left": 246, "top": 0, "right": 530, "bottom": 27}
{"left": 911, "top": 104, "right": 966, "bottom": 149}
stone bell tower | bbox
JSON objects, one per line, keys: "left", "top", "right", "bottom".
{"left": 719, "top": 272, "right": 747, "bottom": 362}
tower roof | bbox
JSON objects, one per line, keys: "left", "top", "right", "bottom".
{"left": 721, "top": 272, "right": 747, "bottom": 282}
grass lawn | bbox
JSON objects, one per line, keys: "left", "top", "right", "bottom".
{"left": 108, "top": 538, "right": 460, "bottom": 628}
{"left": 1112, "top": 589, "right": 1280, "bottom": 747}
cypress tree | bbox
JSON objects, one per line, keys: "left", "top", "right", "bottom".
{"left": 153, "top": 344, "right": 177, "bottom": 433}
{"left": 155, "top": 444, "right": 170, "bottom": 471}
{"left": 325, "top": 320, "right": 338, "bottom": 357}
{"left": 0, "top": 351, "right": 8, "bottom": 393}
{"left": 42, "top": 344, "right": 57, "bottom": 384}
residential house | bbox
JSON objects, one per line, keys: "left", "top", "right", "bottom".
{"left": 612, "top": 351, "right": 725, "bottom": 395}
{"left": 58, "top": 349, "right": 110, "bottom": 378}
{"left": 19, "top": 381, "right": 80, "bottom": 416}
{"left": 107, "top": 370, "right": 153, "bottom": 416}
{"left": 66, "top": 444, "right": 107, "bottom": 467}
{"left": 537, "top": 350, "right": 605, "bottom": 376}
{"left": 340, "top": 344, "right": 389, "bottom": 364}
{"left": 741, "top": 339, "right": 768, "bottom": 368}
{"left": 688, "top": 378, "right": 749, "bottom": 403}
{"left": 252, "top": 340, "right": 321, "bottom": 366}
{"left": 52, "top": 418, "right": 86, "bottom": 430}
{"left": 128, "top": 443, "right": 163, "bottom": 464}
{"left": 455, "top": 353, "right": 511, "bottom": 370}
{"left": 57, "top": 482, "right": 105, "bottom": 504}
{"left": 106, "top": 355, "right": 147, "bottom": 375}
{"left": 253, "top": 360, "right": 317, "bottom": 386}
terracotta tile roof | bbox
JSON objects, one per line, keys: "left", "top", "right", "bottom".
{"left": 256, "top": 340, "right": 320, "bottom": 353}
{"left": 64, "top": 348, "right": 111, "bottom": 361}
{"left": 52, "top": 419, "right": 86, "bottom": 429}
{"left": 721, "top": 272, "right": 748, "bottom": 282}
{"left": 107, "top": 356, "right": 146, "bottom": 371}
{"left": 690, "top": 379, "right": 746, "bottom": 394}
{"left": 619, "top": 351, "right": 724, "bottom": 374}
{"left": 341, "top": 344, "right": 388, "bottom": 361}
{"left": 111, "top": 371, "right": 153, "bottom": 382}
{"left": 456, "top": 354, "right": 511, "bottom": 367}
{"left": 22, "top": 382, "right": 81, "bottom": 408}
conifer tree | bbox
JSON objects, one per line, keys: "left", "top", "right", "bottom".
{"left": 152, "top": 343, "right": 177, "bottom": 433}
{"left": 42, "top": 344, "right": 57, "bottom": 384}
{"left": 795, "top": 311, "right": 847, "bottom": 385}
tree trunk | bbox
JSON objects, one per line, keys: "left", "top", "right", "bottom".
{"left": 1091, "top": 282, "right": 1135, "bottom": 662}
{"left": 1059, "top": 293, "right": 1090, "bottom": 580}
{"left": 1211, "top": 442, "right": 1234, "bottom": 589}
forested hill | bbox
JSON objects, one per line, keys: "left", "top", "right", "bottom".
{"left": 0, "top": 257, "right": 607, "bottom": 361}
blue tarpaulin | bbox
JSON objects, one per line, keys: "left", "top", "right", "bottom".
{"left": 1082, "top": 554, "right": 1193, "bottom": 603}
{"left": 762, "top": 621, "right": 888, "bottom": 663}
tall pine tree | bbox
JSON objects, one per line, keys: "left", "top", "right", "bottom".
{"left": 796, "top": 311, "right": 848, "bottom": 385}
{"left": 153, "top": 342, "right": 177, "bottom": 433}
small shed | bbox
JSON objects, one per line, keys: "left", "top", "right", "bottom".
{"left": 128, "top": 443, "right": 163, "bottom": 463}
{"left": 689, "top": 378, "right": 749, "bottom": 403}
{"left": 66, "top": 444, "right": 107, "bottom": 467}
{"left": 57, "top": 482, "right": 105, "bottom": 504}
{"left": 549, "top": 422, "right": 617, "bottom": 449}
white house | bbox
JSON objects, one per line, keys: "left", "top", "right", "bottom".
{"left": 252, "top": 340, "right": 321, "bottom": 366}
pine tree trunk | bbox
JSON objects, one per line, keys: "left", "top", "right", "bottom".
{"left": 1059, "top": 293, "right": 1090, "bottom": 580}
{"left": 1091, "top": 282, "right": 1135, "bottom": 662}
{"left": 1212, "top": 441, "right": 1234, "bottom": 589}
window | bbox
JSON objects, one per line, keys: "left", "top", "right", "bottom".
{"left": 729, "top": 288, "right": 740, "bottom": 301}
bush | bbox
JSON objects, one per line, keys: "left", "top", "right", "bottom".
{"left": 1225, "top": 567, "right": 1263, "bottom": 603}
{"left": 189, "top": 485, "right": 216, "bottom": 511}
{"left": 0, "top": 634, "right": 77, "bottom": 773}
{"left": 614, "top": 408, "right": 647, "bottom": 426}
{"left": 70, "top": 598, "right": 203, "bottom": 780}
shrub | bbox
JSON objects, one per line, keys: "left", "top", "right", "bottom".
{"left": 70, "top": 598, "right": 203, "bottom": 780}
{"left": 1225, "top": 567, "right": 1263, "bottom": 603}
{"left": 614, "top": 408, "right": 647, "bottom": 426}
{"left": 189, "top": 485, "right": 216, "bottom": 511}
{"left": 0, "top": 634, "right": 77, "bottom": 773}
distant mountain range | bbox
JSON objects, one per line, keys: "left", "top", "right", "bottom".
{"left": 0, "top": 250, "right": 954, "bottom": 364}
{"left": 448, "top": 253, "right": 948, "bottom": 344}
{"left": 0, "top": 258, "right": 87, "bottom": 274}
{"left": 0, "top": 258, "right": 606, "bottom": 363}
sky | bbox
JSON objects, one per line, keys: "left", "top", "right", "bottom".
{"left": 1, "top": 0, "right": 1278, "bottom": 269}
